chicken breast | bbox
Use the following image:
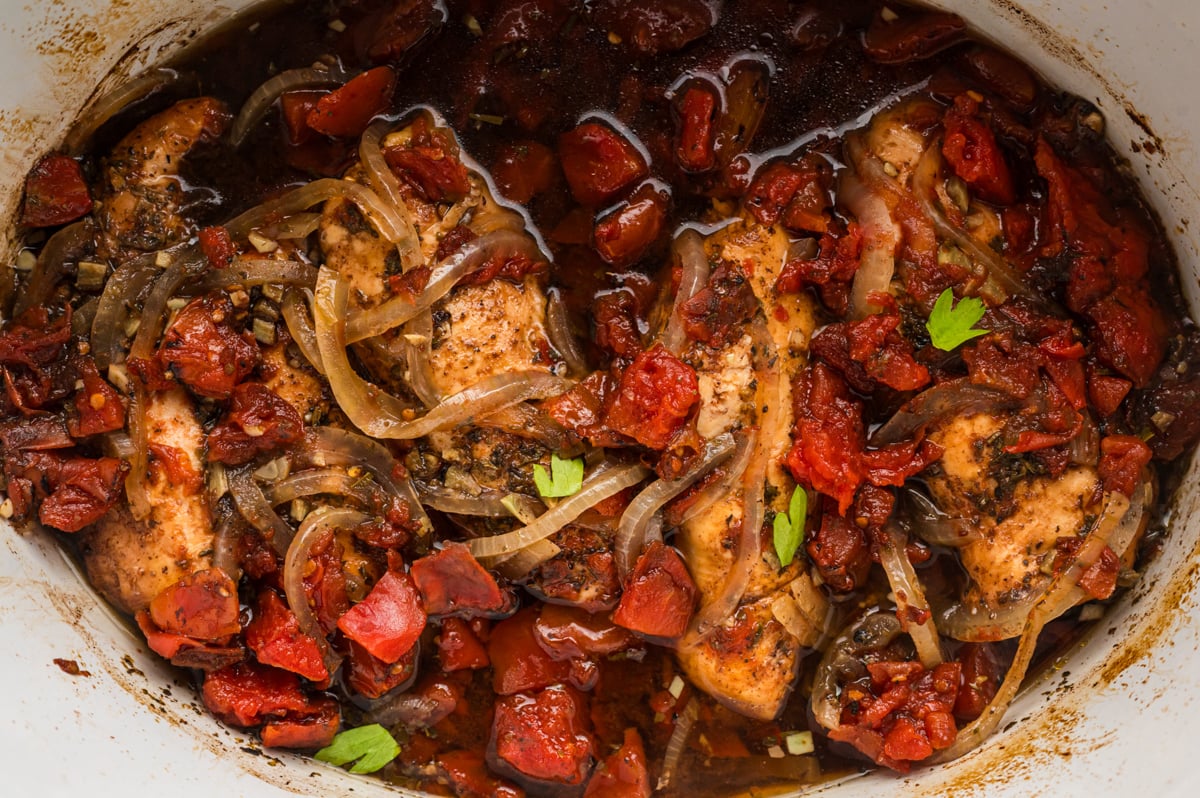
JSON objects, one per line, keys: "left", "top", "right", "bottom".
{"left": 81, "top": 386, "right": 213, "bottom": 615}
{"left": 675, "top": 215, "right": 828, "bottom": 721}
{"left": 98, "top": 97, "right": 230, "bottom": 253}
{"left": 924, "top": 411, "right": 1105, "bottom": 614}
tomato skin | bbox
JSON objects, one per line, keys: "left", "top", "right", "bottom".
{"left": 745, "top": 155, "right": 834, "bottom": 233}
{"left": 953, "top": 643, "right": 1002, "bottom": 721}
{"left": 612, "top": 541, "right": 697, "bottom": 640}
{"left": 306, "top": 67, "right": 396, "bottom": 138}
{"left": 337, "top": 569, "right": 427, "bottom": 664}
{"left": 384, "top": 115, "right": 471, "bottom": 202}
{"left": 208, "top": 382, "right": 304, "bottom": 466}
{"left": 604, "top": 344, "right": 699, "bottom": 450}
{"left": 260, "top": 697, "right": 340, "bottom": 750}
{"left": 558, "top": 121, "right": 648, "bottom": 207}
{"left": 149, "top": 568, "right": 241, "bottom": 640}
{"left": 776, "top": 227, "right": 863, "bottom": 316}
{"left": 20, "top": 153, "right": 92, "bottom": 227}
{"left": 245, "top": 589, "right": 329, "bottom": 683}
{"left": 807, "top": 509, "right": 871, "bottom": 593}
{"left": 410, "top": 541, "right": 515, "bottom": 618}
{"left": 490, "top": 685, "right": 594, "bottom": 787}
{"left": 583, "top": 728, "right": 651, "bottom": 798}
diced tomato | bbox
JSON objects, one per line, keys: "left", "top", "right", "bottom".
{"left": 745, "top": 156, "right": 834, "bottom": 233}
{"left": 491, "top": 686, "right": 594, "bottom": 787}
{"left": 202, "top": 661, "right": 312, "bottom": 728}
{"left": 362, "top": 0, "right": 444, "bottom": 63}
{"left": 0, "top": 305, "right": 72, "bottom": 370}
{"left": 410, "top": 542, "right": 514, "bottom": 618}
{"left": 157, "top": 294, "right": 261, "bottom": 400}
{"left": 862, "top": 7, "right": 966, "bottom": 64}
{"left": 1088, "top": 285, "right": 1169, "bottom": 387}
{"left": 775, "top": 227, "right": 863, "bottom": 316}
{"left": 831, "top": 305, "right": 930, "bottom": 392}
{"left": 882, "top": 715, "right": 933, "bottom": 762}
{"left": 438, "top": 617, "right": 490, "bottom": 672}
{"left": 675, "top": 85, "right": 717, "bottom": 172}
{"left": 306, "top": 67, "right": 396, "bottom": 138}
{"left": 1076, "top": 546, "right": 1121, "bottom": 600}
{"left": 558, "top": 121, "right": 648, "bottom": 207}
{"left": 612, "top": 541, "right": 696, "bottom": 640}
{"left": 437, "top": 749, "right": 523, "bottom": 798}
{"left": 208, "top": 382, "right": 304, "bottom": 466}
{"left": 596, "top": 0, "right": 715, "bottom": 56}
{"left": 69, "top": 359, "right": 125, "bottom": 437}
{"left": 592, "top": 290, "right": 645, "bottom": 361}
{"left": 198, "top": 225, "right": 238, "bottom": 269}
{"left": 135, "top": 610, "right": 241, "bottom": 667}
{"left": 604, "top": 344, "right": 699, "bottom": 450}
{"left": 953, "top": 643, "right": 1002, "bottom": 721}
{"left": 680, "top": 264, "right": 759, "bottom": 348}
{"left": 1098, "top": 434, "right": 1153, "bottom": 497}
{"left": 491, "top": 140, "right": 559, "bottom": 204}
{"left": 383, "top": 115, "right": 470, "bottom": 202}
{"left": 337, "top": 569, "right": 427, "bottom": 664}
{"left": 4, "top": 451, "right": 127, "bottom": 532}
{"left": 1088, "top": 372, "right": 1133, "bottom": 418}
{"left": 345, "top": 638, "right": 419, "bottom": 699}
{"left": 962, "top": 335, "right": 1041, "bottom": 399}
{"left": 593, "top": 183, "right": 668, "bottom": 268}
{"left": 305, "top": 531, "right": 350, "bottom": 633}
{"left": 280, "top": 90, "right": 323, "bottom": 145}
{"left": 941, "top": 94, "right": 1015, "bottom": 205}
{"left": 534, "top": 604, "right": 638, "bottom": 660}
{"left": 20, "top": 153, "right": 93, "bottom": 227}
{"left": 583, "top": 727, "right": 651, "bottom": 798}
{"left": 245, "top": 589, "right": 329, "bottom": 683}
{"left": 543, "top": 371, "right": 623, "bottom": 447}
{"left": 149, "top": 568, "right": 240, "bottom": 641}
{"left": 807, "top": 508, "right": 871, "bottom": 593}
{"left": 489, "top": 607, "right": 573, "bottom": 696}
{"left": 260, "top": 697, "right": 340, "bottom": 749}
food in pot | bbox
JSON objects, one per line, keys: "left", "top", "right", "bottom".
{"left": 5, "top": 0, "right": 1198, "bottom": 793}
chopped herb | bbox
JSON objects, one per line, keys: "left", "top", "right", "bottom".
{"left": 772, "top": 486, "right": 808, "bottom": 566}
{"left": 925, "top": 288, "right": 989, "bottom": 351}
{"left": 314, "top": 724, "right": 400, "bottom": 774}
{"left": 533, "top": 453, "right": 584, "bottom": 498}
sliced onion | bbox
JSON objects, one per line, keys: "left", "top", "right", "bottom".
{"left": 265, "top": 468, "right": 387, "bottom": 508}
{"left": 811, "top": 611, "right": 903, "bottom": 731}
{"left": 359, "top": 120, "right": 422, "bottom": 273}
{"left": 546, "top": 288, "right": 588, "bottom": 377}
{"left": 123, "top": 384, "right": 151, "bottom": 521}
{"left": 63, "top": 67, "right": 182, "bottom": 155}
{"left": 657, "top": 696, "right": 699, "bottom": 791}
{"left": 467, "top": 463, "right": 650, "bottom": 561}
{"left": 283, "top": 505, "right": 366, "bottom": 675}
{"left": 226, "top": 178, "right": 408, "bottom": 247}
{"left": 89, "top": 250, "right": 164, "bottom": 369}
{"left": 344, "top": 229, "right": 545, "bottom": 343}
{"left": 1069, "top": 410, "right": 1100, "bottom": 466}
{"left": 211, "top": 514, "right": 243, "bottom": 585}
{"left": 673, "top": 429, "right": 756, "bottom": 526}
{"left": 262, "top": 212, "right": 322, "bottom": 241}
{"left": 933, "top": 487, "right": 1138, "bottom": 762}
{"left": 659, "top": 228, "right": 709, "bottom": 354}
{"left": 72, "top": 297, "right": 99, "bottom": 337}
{"left": 416, "top": 480, "right": 544, "bottom": 519}
{"left": 902, "top": 488, "right": 980, "bottom": 548}
{"left": 911, "top": 142, "right": 1040, "bottom": 306}
{"left": 839, "top": 143, "right": 899, "bottom": 320}
{"left": 299, "top": 426, "right": 433, "bottom": 537}
{"left": 15, "top": 220, "right": 93, "bottom": 315}
{"left": 280, "top": 288, "right": 325, "bottom": 374}
{"left": 228, "top": 466, "right": 296, "bottom": 556}
{"left": 615, "top": 433, "right": 737, "bottom": 578}
{"left": 879, "top": 524, "right": 942, "bottom": 668}
{"left": 192, "top": 257, "right": 318, "bottom": 294}
{"left": 689, "top": 320, "right": 783, "bottom": 639}
{"left": 871, "top": 380, "right": 1013, "bottom": 446}
{"left": 317, "top": 265, "right": 571, "bottom": 440}
{"left": 493, "top": 539, "right": 563, "bottom": 580}
{"left": 229, "top": 64, "right": 349, "bottom": 147}
{"left": 403, "top": 310, "right": 441, "bottom": 407}
{"left": 127, "top": 248, "right": 207, "bottom": 362}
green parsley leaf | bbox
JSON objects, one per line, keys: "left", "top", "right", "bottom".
{"left": 926, "top": 288, "right": 989, "bottom": 351}
{"left": 314, "top": 724, "right": 400, "bottom": 774}
{"left": 772, "top": 486, "right": 808, "bottom": 567}
{"left": 533, "top": 453, "right": 585, "bottom": 499}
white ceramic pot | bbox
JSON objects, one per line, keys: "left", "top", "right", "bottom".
{"left": 0, "top": 1, "right": 1197, "bottom": 795}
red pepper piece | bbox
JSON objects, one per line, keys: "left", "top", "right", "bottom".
{"left": 409, "top": 541, "right": 514, "bottom": 618}
{"left": 612, "top": 541, "right": 697, "bottom": 640}
{"left": 593, "top": 183, "right": 668, "bottom": 268}
{"left": 438, "top": 616, "right": 490, "bottom": 672}
{"left": 489, "top": 607, "right": 573, "bottom": 696}
{"left": 260, "top": 697, "right": 340, "bottom": 750}
{"left": 202, "top": 661, "right": 311, "bottom": 728}
{"left": 491, "top": 685, "right": 594, "bottom": 788}
{"left": 583, "top": 727, "right": 651, "bottom": 798}
{"left": 675, "top": 85, "right": 717, "bottom": 172}
{"left": 558, "top": 121, "right": 648, "bottom": 207}
{"left": 337, "top": 568, "right": 427, "bottom": 664}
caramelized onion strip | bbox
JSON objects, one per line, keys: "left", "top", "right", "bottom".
{"left": 879, "top": 523, "right": 943, "bottom": 668}
{"left": 229, "top": 64, "right": 349, "bottom": 146}
{"left": 659, "top": 228, "right": 709, "bottom": 354}
{"left": 226, "top": 178, "right": 409, "bottom": 248}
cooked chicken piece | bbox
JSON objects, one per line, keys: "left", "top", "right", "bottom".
{"left": 924, "top": 411, "right": 1110, "bottom": 616}
{"left": 260, "top": 340, "right": 329, "bottom": 423}
{"left": 81, "top": 387, "right": 212, "bottom": 615}
{"left": 429, "top": 276, "right": 553, "bottom": 396}
{"left": 98, "top": 97, "right": 230, "bottom": 253}
{"left": 675, "top": 215, "right": 828, "bottom": 720}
